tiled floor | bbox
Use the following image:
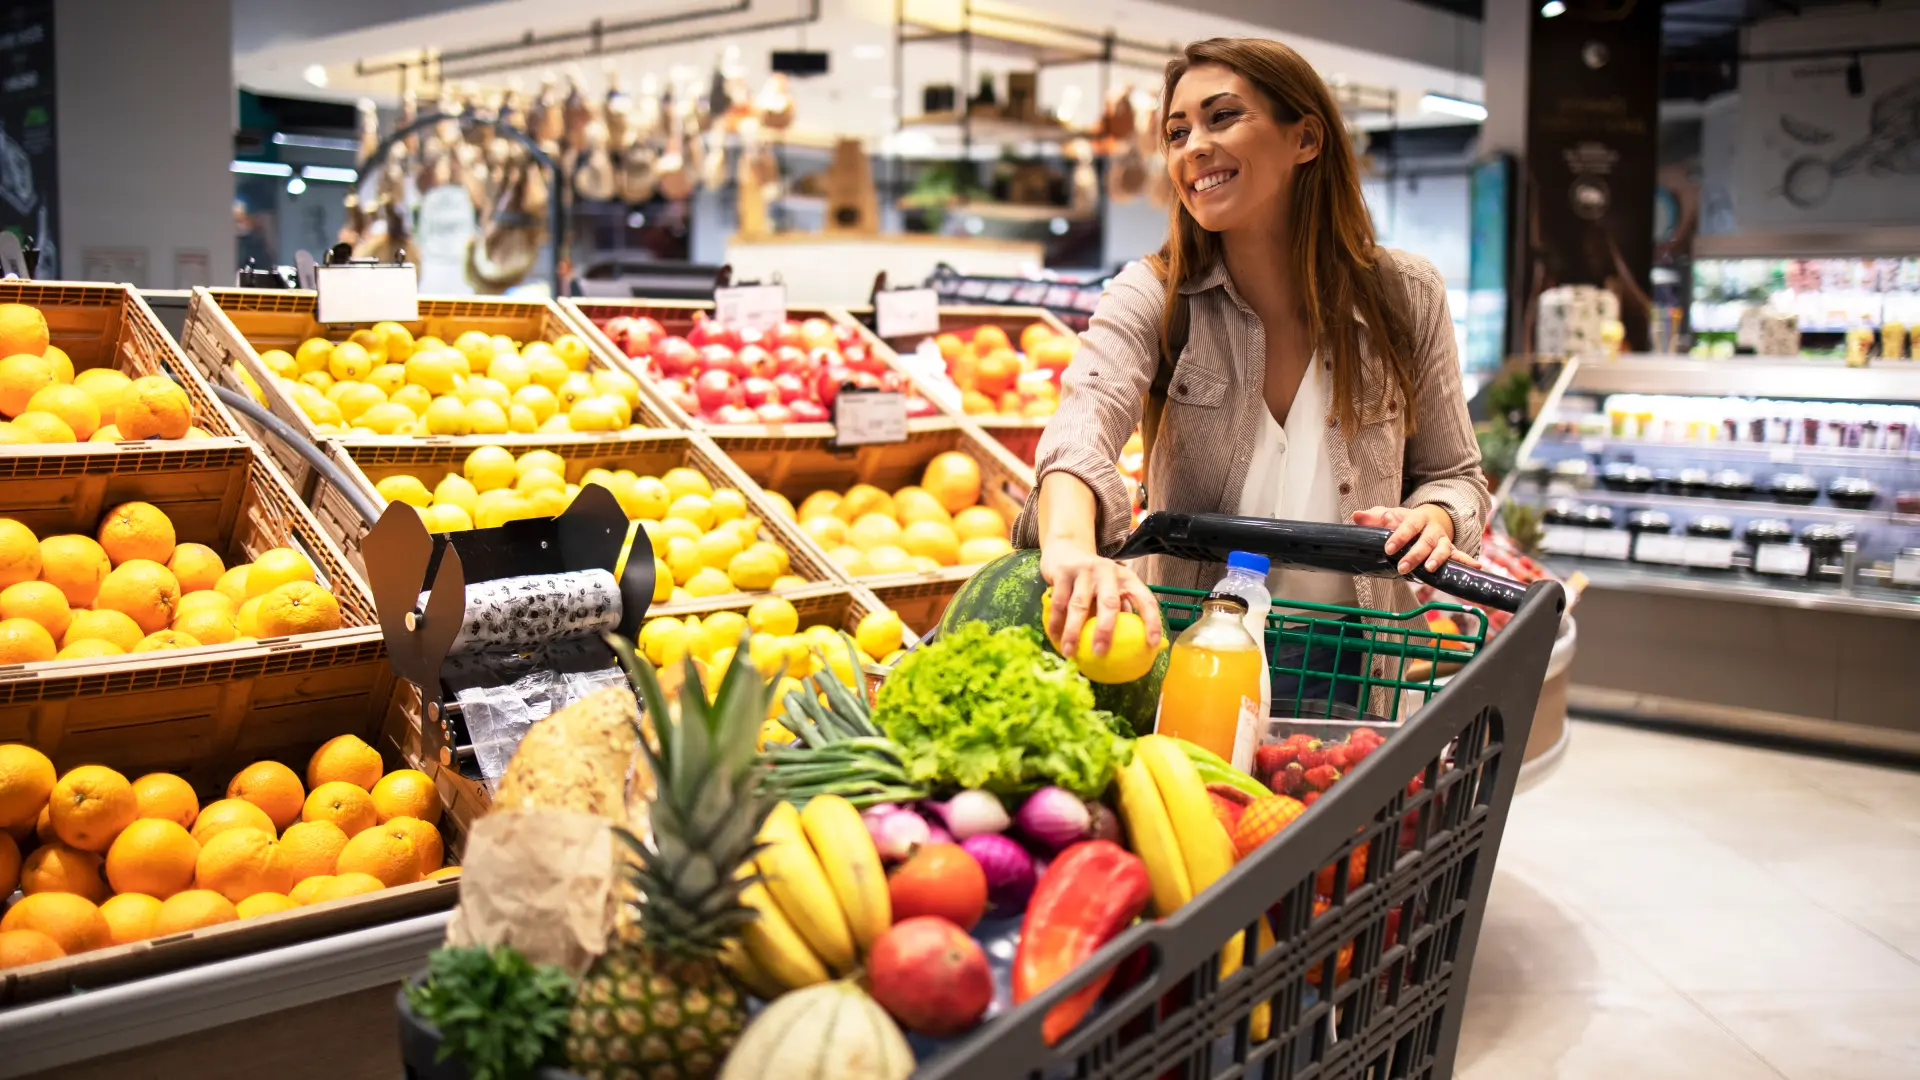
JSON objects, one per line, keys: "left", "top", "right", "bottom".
{"left": 1456, "top": 719, "right": 1920, "bottom": 1080}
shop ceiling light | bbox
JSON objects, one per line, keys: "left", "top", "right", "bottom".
{"left": 303, "top": 64, "right": 329, "bottom": 88}
{"left": 286, "top": 177, "right": 307, "bottom": 195}
{"left": 1420, "top": 93, "right": 1488, "bottom": 122}
{"left": 301, "top": 165, "right": 359, "bottom": 183}
{"left": 851, "top": 44, "right": 887, "bottom": 60}
{"left": 1540, "top": 0, "right": 1566, "bottom": 17}
{"left": 231, "top": 160, "right": 293, "bottom": 177}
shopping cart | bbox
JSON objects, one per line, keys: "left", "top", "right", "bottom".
{"left": 911, "top": 511, "right": 1562, "bottom": 1080}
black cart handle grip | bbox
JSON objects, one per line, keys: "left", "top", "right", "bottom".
{"left": 1404, "top": 556, "right": 1528, "bottom": 613}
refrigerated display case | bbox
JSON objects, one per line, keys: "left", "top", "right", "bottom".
{"left": 1505, "top": 353, "right": 1920, "bottom": 755}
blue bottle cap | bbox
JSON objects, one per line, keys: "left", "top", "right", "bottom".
{"left": 1226, "top": 550, "right": 1270, "bottom": 575}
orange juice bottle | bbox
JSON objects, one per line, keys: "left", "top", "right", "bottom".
{"left": 1156, "top": 594, "right": 1266, "bottom": 768}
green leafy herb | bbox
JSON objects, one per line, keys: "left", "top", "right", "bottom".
{"left": 407, "top": 945, "right": 575, "bottom": 1080}
{"left": 872, "top": 622, "right": 1130, "bottom": 799}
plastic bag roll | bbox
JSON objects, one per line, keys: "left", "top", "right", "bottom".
{"left": 423, "top": 569, "right": 623, "bottom": 654}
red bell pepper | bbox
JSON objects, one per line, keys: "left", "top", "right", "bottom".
{"left": 1013, "top": 839, "right": 1152, "bottom": 1045}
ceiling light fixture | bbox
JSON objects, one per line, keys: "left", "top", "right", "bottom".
{"left": 301, "top": 165, "right": 359, "bottom": 183}
{"left": 303, "top": 64, "right": 329, "bottom": 88}
{"left": 1540, "top": 0, "right": 1566, "bottom": 16}
{"left": 231, "top": 160, "right": 293, "bottom": 177}
{"left": 851, "top": 44, "right": 887, "bottom": 60}
{"left": 1420, "top": 92, "right": 1488, "bottom": 122}
{"left": 286, "top": 177, "right": 307, "bottom": 195}
{"left": 273, "top": 132, "right": 360, "bottom": 152}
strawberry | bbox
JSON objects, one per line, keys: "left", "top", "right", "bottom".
{"left": 1349, "top": 727, "right": 1381, "bottom": 745}
{"left": 1302, "top": 790, "right": 1321, "bottom": 806}
{"left": 1278, "top": 762, "right": 1308, "bottom": 796}
{"left": 1254, "top": 744, "right": 1290, "bottom": 777}
{"left": 1344, "top": 739, "right": 1378, "bottom": 766}
{"left": 1327, "top": 744, "right": 1353, "bottom": 771}
{"left": 1303, "top": 764, "right": 1342, "bottom": 792}
{"left": 1406, "top": 773, "right": 1426, "bottom": 797}
{"left": 1297, "top": 742, "right": 1331, "bottom": 770}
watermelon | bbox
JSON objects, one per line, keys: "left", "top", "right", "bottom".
{"left": 938, "top": 549, "right": 1169, "bottom": 736}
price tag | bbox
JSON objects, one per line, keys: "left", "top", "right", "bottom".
{"left": 1580, "top": 436, "right": 1605, "bottom": 455}
{"left": 314, "top": 264, "right": 419, "bottom": 325}
{"left": 1584, "top": 529, "right": 1633, "bottom": 561}
{"left": 713, "top": 283, "right": 786, "bottom": 333}
{"left": 1634, "top": 533, "right": 1688, "bottom": 565}
{"left": 1893, "top": 552, "right": 1920, "bottom": 587}
{"left": 1541, "top": 526, "right": 1589, "bottom": 556}
{"left": 1753, "top": 543, "right": 1812, "bottom": 577}
{"left": 1683, "top": 538, "right": 1739, "bottom": 569}
{"left": 833, "top": 390, "right": 908, "bottom": 447}
{"left": 873, "top": 287, "right": 941, "bottom": 339}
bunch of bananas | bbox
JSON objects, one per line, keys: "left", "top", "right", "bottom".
{"left": 722, "top": 795, "right": 892, "bottom": 998}
{"left": 1114, "top": 735, "right": 1277, "bottom": 1038}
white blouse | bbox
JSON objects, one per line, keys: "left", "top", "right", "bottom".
{"left": 1234, "top": 357, "right": 1360, "bottom": 608}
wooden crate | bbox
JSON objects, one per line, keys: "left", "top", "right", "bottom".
{"left": 178, "top": 290, "right": 677, "bottom": 497}
{"left": 834, "top": 302, "right": 1073, "bottom": 465}
{"left": 557, "top": 296, "right": 965, "bottom": 443}
{"left": 375, "top": 583, "right": 893, "bottom": 842}
{"left": 0, "top": 279, "right": 241, "bottom": 449}
{"left": 307, "top": 429, "right": 848, "bottom": 600}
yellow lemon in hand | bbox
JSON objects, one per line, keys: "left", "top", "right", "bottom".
{"left": 1067, "top": 610, "right": 1162, "bottom": 684}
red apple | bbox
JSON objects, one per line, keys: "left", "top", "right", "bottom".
{"left": 742, "top": 376, "right": 779, "bottom": 406}
{"left": 789, "top": 399, "right": 830, "bottom": 423}
{"left": 736, "top": 344, "right": 775, "bottom": 379}
{"left": 698, "top": 344, "right": 743, "bottom": 379}
{"left": 753, "top": 401, "right": 796, "bottom": 424}
{"left": 687, "top": 313, "right": 740, "bottom": 352}
{"left": 653, "top": 336, "right": 698, "bottom": 377}
{"left": 772, "top": 345, "right": 810, "bottom": 376}
{"left": 868, "top": 917, "right": 992, "bottom": 1037}
{"left": 694, "top": 369, "right": 743, "bottom": 413}
{"left": 771, "top": 372, "right": 809, "bottom": 404}
{"left": 714, "top": 403, "right": 761, "bottom": 425}
{"left": 799, "top": 317, "right": 837, "bottom": 351}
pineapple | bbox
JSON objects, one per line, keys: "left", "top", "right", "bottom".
{"left": 566, "top": 628, "right": 781, "bottom": 1080}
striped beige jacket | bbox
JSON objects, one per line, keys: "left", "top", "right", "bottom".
{"left": 1011, "top": 248, "right": 1489, "bottom": 624}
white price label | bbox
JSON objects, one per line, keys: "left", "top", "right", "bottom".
{"left": 873, "top": 288, "right": 941, "bottom": 339}
{"left": 1584, "top": 529, "right": 1633, "bottom": 561}
{"left": 313, "top": 264, "right": 419, "bottom": 325}
{"left": 1683, "top": 537, "right": 1739, "bottom": 569}
{"left": 833, "top": 390, "right": 909, "bottom": 446}
{"left": 713, "top": 284, "right": 786, "bottom": 333}
{"left": 1894, "top": 552, "right": 1920, "bottom": 587}
{"left": 1580, "top": 436, "right": 1605, "bottom": 454}
{"left": 1634, "top": 533, "right": 1688, "bottom": 565}
{"left": 1753, "top": 543, "right": 1812, "bottom": 577}
{"left": 1541, "top": 526, "right": 1589, "bottom": 556}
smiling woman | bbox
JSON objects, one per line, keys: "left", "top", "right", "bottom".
{"left": 1010, "top": 38, "right": 1489, "bottom": 688}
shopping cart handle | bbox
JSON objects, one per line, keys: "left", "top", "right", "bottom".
{"left": 1113, "top": 511, "right": 1529, "bottom": 613}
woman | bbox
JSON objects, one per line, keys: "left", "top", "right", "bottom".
{"left": 1011, "top": 37, "right": 1489, "bottom": 694}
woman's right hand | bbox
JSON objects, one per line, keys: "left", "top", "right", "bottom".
{"left": 1040, "top": 539, "right": 1163, "bottom": 657}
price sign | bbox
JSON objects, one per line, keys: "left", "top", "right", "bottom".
{"left": 873, "top": 287, "right": 941, "bottom": 340}
{"left": 1753, "top": 543, "right": 1812, "bottom": 577}
{"left": 714, "top": 284, "right": 786, "bottom": 333}
{"left": 1683, "top": 538, "right": 1739, "bottom": 570}
{"left": 1541, "top": 526, "right": 1589, "bottom": 557}
{"left": 0, "top": 233, "right": 31, "bottom": 280}
{"left": 1583, "top": 529, "right": 1633, "bottom": 561}
{"left": 1893, "top": 551, "right": 1920, "bottom": 587}
{"left": 314, "top": 264, "right": 419, "bottom": 325}
{"left": 1634, "top": 533, "right": 1688, "bottom": 565}
{"left": 833, "top": 390, "right": 908, "bottom": 447}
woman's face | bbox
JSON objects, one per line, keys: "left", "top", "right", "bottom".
{"left": 1164, "top": 62, "right": 1320, "bottom": 234}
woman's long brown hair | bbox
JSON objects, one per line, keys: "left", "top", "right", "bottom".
{"left": 1146, "top": 37, "right": 1414, "bottom": 435}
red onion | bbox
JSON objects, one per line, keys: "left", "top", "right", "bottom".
{"left": 961, "top": 833, "right": 1037, "bottom": 913}
{"left": 1013, "top": 786, "right": 1092, "bottom": 850}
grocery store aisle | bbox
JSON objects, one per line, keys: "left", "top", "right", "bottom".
{"left": 1458, "top": 719, "right": 1920, "bottom": 1080}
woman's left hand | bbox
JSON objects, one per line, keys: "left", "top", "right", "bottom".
{"left": 1352, "top": 504, "right": 1481, "bottom": 575}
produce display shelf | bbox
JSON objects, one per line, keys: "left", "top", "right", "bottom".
{"left": 557, "top": 296, "right": 964, "bottom": 443}
{"left": 178, "top": 290, "right": 677, "bottom": 498}
{"left": 307, "top": 429, "right": 846, "bottom": 596}
{"left": 835, "top": 302, "right": 1074, "bottom": 466}
{"left": 1570, "top": 353, "right": 1920, "bottom": 402}
{"left": 0, "top": 280, "right": 243, "bottom": 453}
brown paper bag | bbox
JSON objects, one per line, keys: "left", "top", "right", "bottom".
{"left": 444, "top": 809, "right": 620, "bottom": 976}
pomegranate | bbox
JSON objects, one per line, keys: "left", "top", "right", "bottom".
{"left": 698, "top": 343, "right": 742, "bottom": 378}
{"left": 770, "top": 372, "right": 809, "bottom": 404}
{"left": 737, "top": 344, "right": 775, "bottom": 378}
{"left": 713, "top": 403, "right": 761, "bottom": 424}
{"left": 867, "top": 917, "right": 992, "bottom": 1037}
{"left": 772, "top": 344, "right": 810, "bottom": 375}
{"left": 772, "top": 320, "right": 805, "bottom": 350}
{"left": 741, "top": 376, "right": 779, "bottom": 406}
{"left": 687, "top": 313, "right": 739, "bottom": 352}
{"left": 799, "top": 317, "right": 837, "bottom": 351}
{"left": 788, "top": 399, "right": 830, "bottom": 423}
{"left": 753, "top": 401, "right": 796, "bottom": 424}
{"left": 653, "top": 336, "right": 698, "bottom": 377}
{"left": 694, "top": 369, "right": 743, "bottom": 413}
